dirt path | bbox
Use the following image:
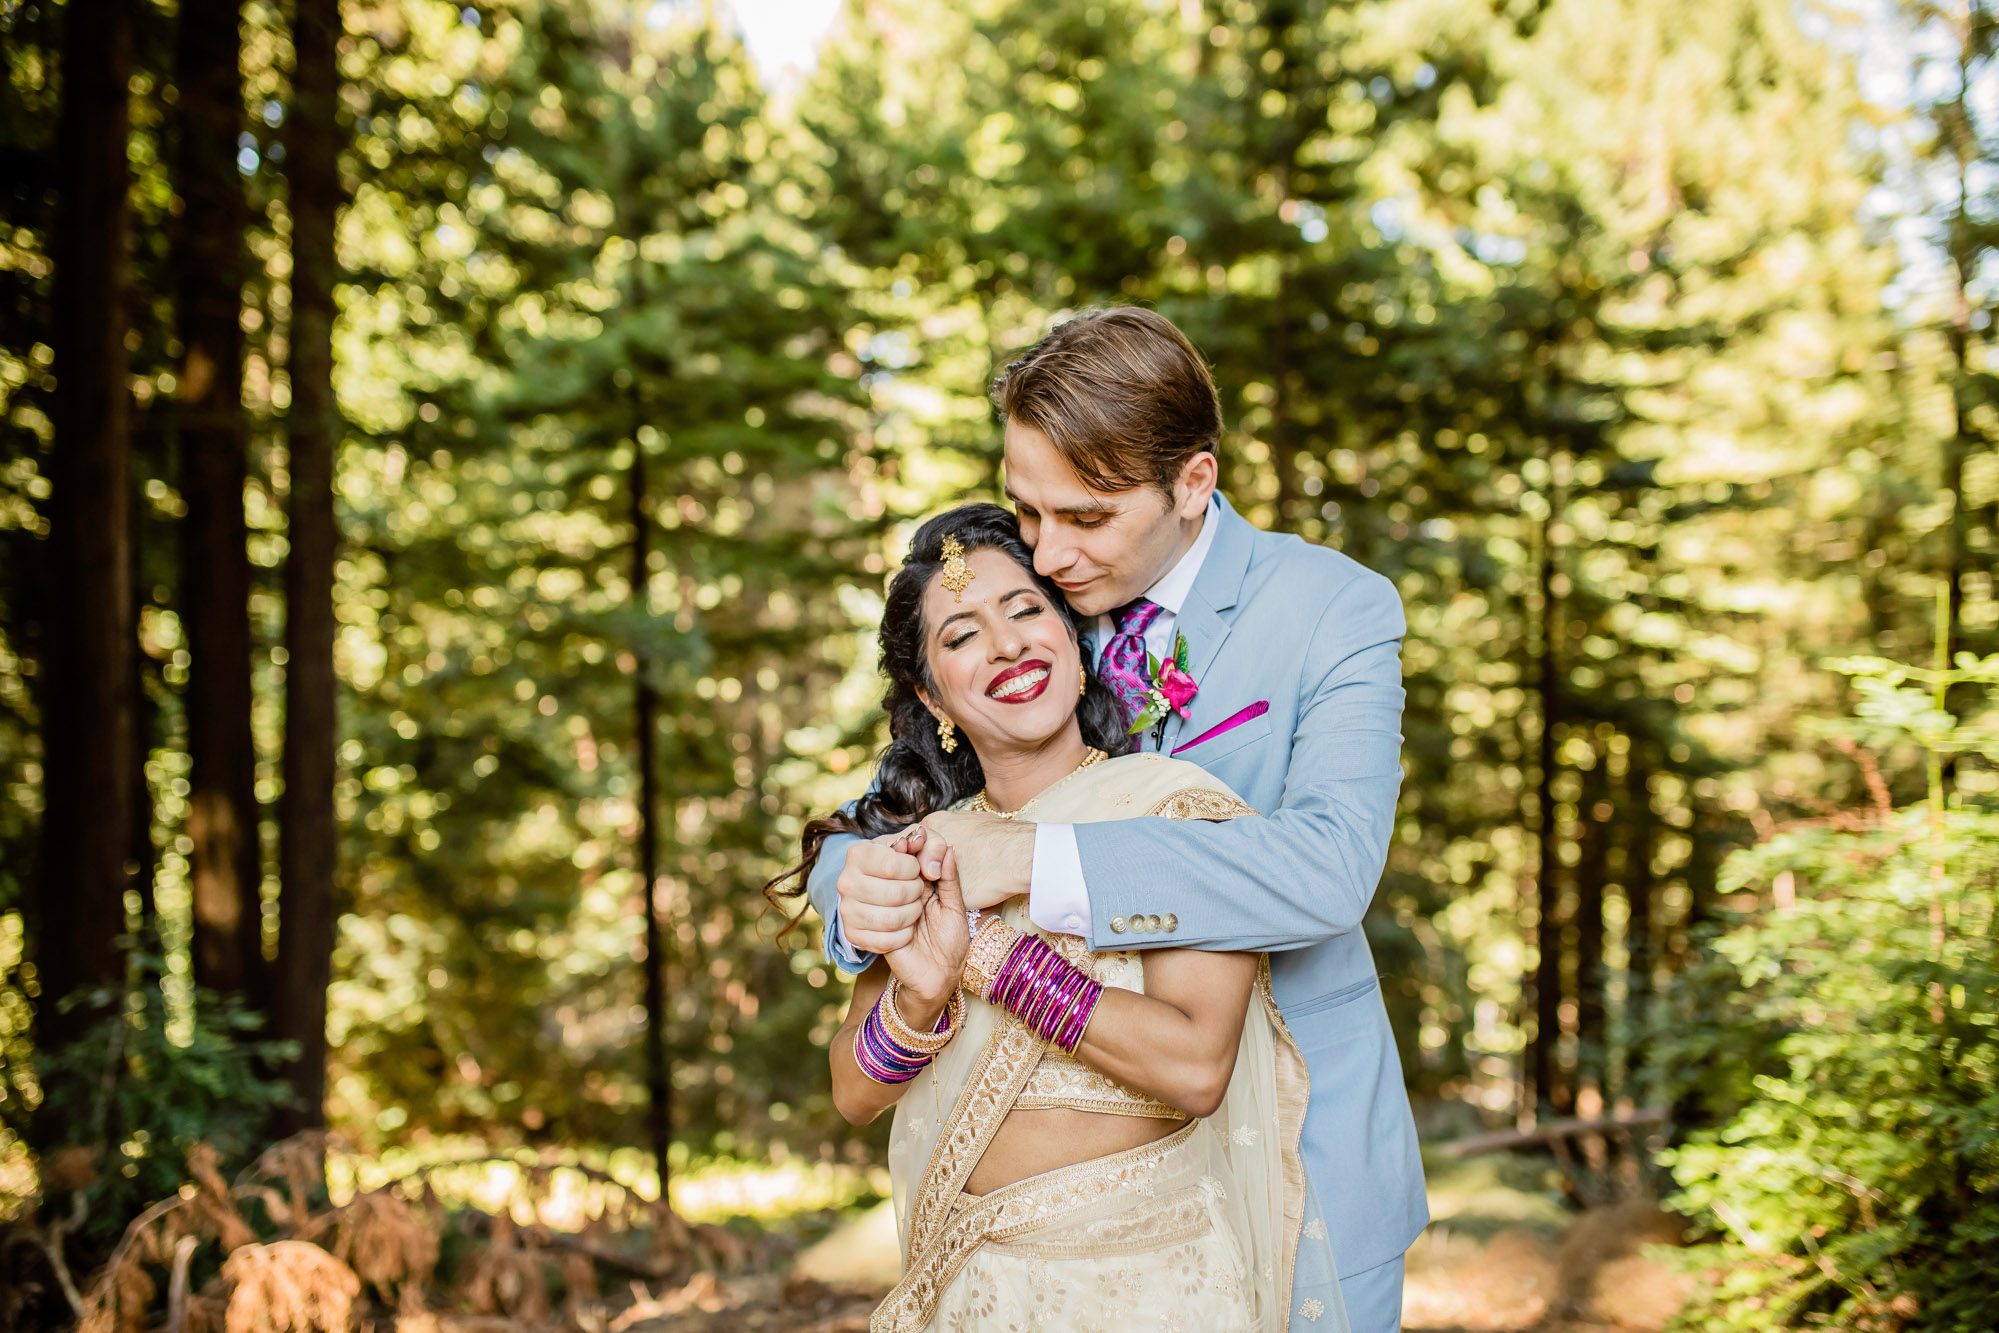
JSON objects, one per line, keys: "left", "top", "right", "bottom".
{"left": 587, "top": 1164, "right": 1691, "bottom": 1333}
{"left": 402, "top": 1156, "right": 1691, "bottom": 1333}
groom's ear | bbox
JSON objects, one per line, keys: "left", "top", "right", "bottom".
{"left": 1172, "top": 450, "right": 1219, "bottom": 518}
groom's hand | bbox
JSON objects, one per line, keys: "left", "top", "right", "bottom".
{"left": 837, "top": 833, "right": 926, "bottom": 955}
{"left": 916, "top": 811, "right": 1033, "bottom": 911}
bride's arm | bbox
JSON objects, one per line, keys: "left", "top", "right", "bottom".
{"left": 830, "top": 840, "right": 969, "bottom": 1124}
{"left": 830, "top": 965, "right": 899, "bottom": 1124}
{"left": 1066, "top": 948, "right": 1259, "bottom": 1118}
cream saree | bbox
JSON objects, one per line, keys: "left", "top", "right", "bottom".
{"left": 872, "top": 753, "right": 1349, "bottom": 1333}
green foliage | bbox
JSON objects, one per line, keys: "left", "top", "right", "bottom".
{"left": 22, "top": 959, "right": 296, "bottom": 1246}
{"left": 321, "top": 0, "right": 872, "bottom": 1157}
{"left": 1657, "top": 649, "right": 1999, "bottom": 1332}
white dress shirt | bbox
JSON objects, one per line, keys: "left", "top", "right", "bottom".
{"left": 1028, "top": 497, "right": 1220, "bottom": 937}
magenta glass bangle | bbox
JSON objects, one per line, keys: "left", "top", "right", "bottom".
{"left": 992, "top": 938, "right": 1030, "bottom": 1008}
{"left": 1036, "top": 968, "right": 1083, "bottom": 1037}
{"left": 1056, "top": 979, "right": 1102, "bottom": 1051}
{"left": 1005, "top": 937, "right": 1048, "bottom": 1008}
{"left": 855, "top": 996, "right": 932, "bottom": 1084}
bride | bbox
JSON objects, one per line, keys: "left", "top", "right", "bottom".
{"left": 770, "top": 504, "right": 1346, "bottom": 1333}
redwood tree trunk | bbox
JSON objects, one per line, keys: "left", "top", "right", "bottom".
{"left": 37, "top": 0, "right": 138, "bottom": 1055}
{"left": 1623, "top": 748, "right": 1655, "bottom": 1082}
{"left": 175, "top": 0, "right": 266, "bottom": 1011}
{"left": 274, "top": 0, "right": 343, "bottom": 1133}
{"left": 1573, "top": 754, "right": 1608, "bottom": 1102}
{"left": 631, "top": 437, "right": 672, "bottom": 1184}
{"left": 1529, "top": 503, "right": 1566, "bottom": 1117}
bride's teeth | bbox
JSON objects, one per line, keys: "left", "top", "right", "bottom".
{"left": 991, "top": 668, "right": 1048, "bottom": 698}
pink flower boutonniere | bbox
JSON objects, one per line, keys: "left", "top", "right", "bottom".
{"left": 1128, "top": 631, "right": 1200, "bottom": 740}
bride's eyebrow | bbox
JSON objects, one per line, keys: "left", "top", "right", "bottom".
{"left": 934, "top": 588, "right": 1038, "bottom": 640}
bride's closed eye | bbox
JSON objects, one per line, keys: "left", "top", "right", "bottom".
{"left": 943, "top": 603, "right": 1043, "bottom": 651}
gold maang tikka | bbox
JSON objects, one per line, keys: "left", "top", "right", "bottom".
{"left": 939, "top": 535, "right": 974, "bottom": 601}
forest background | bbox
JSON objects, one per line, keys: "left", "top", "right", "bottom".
{"left": 1, "top": 0, "right": 1996, "bottom": 1328}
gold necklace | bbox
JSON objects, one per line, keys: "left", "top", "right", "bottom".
{"left": 969, "top": 748, "right": 1107, "bottom": 819}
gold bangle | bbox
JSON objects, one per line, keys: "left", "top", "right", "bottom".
{"left": 880, "top": 978, "right": 965, "bottom": 1055}
{"left": 960, "top": 916, "right": 1022, "bottom": 1002}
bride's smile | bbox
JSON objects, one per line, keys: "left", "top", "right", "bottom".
{"left": 984, "top": 660, "right": 1049, "bottom": 702}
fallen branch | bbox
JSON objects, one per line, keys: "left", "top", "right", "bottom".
{"left": 453, "top": 1206, "right": 680, "bottom": 1282}
{"left": 1438, "top": 1108, "right": 1667, "bottom": 1158}
{"left": 165, "top": 1234, "right": 198, "bottom": 1333}
{"left": 29, "top": 1191, "right": 88, "bottom": 1317}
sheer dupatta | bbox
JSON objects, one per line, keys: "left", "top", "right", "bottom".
{"left": 874, "top": 754, "right": 1348, "bottom": 1333}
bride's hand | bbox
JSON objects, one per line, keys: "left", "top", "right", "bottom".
{"left": 882, "top": 829, "right": 970, "bottom": 1010}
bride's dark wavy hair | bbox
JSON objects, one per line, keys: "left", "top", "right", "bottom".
{"left": 764, "top": 503, "right": 1132, "bottom": 928}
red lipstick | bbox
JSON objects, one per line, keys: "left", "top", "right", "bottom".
{"left": 985, "top": 659, "right": 1052, "bottom": 704}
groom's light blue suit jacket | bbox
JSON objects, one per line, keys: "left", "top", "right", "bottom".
{"left": 808, "top": 494, "right": 1429, "bottom": 1281}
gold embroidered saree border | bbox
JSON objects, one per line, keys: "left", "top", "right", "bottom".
{"left": 1146, "top": 788, "right": 1260, "bottom": 820}
{"left": 903, "top": 1014, "right": 1045, "bottom": 1259}
{"left": 989, "top": 1184, "right": 1210, "bottom": 1261}
{"left": 1259, "top": 956, "right": 1311, "bottom": 1308}
{"left": 871, "top": 1121, "right": 1202, "bottom": 1333}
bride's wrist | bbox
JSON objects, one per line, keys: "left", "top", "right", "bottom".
{"left": 894, "top": 980, "right": 953, "bottom": 1028}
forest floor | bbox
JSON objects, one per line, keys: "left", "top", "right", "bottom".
{"left": 523, "top": 1152, "right": 1694, "bottom": 1333}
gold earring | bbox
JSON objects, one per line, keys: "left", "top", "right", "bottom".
{"left": 937, "top": 717, "right": 958, "bottom": 753}
{"left": 1078, "top": 666, "right": 1088, "bottom": 697}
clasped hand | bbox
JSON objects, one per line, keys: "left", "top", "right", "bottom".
{"left": 869, "top": 827, "right": 968, "bottom": 1007}
{"left": 835, "top": 812, "right": 1034, "bottom": 983}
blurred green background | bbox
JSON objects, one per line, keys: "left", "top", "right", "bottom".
{"left": 1, "top": 0, "right": 1995, "bottom": 1328}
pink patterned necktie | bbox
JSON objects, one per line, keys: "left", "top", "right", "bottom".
{"left": 1100, "top": 598, "right": 1163, "bottom": 738}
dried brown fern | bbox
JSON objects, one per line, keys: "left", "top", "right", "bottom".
{"left": 187, "top": 1144, "right": 258, "bottom": 1253}
{"left": 331, "top": 1188, "right": 439, "bottom": 1309}
{"left": 73, "top": 1246, "right": 154, "bottom": 1333}
{"left": 219, "top": 1240, "right": 361, "bottom": 1333}
{"left": 457, "top": 1212, "right": 549, "bottom": 1321}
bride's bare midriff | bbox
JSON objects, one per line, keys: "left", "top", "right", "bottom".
{"left": 964, "top": 1107, "right": 1189, "bottom": 1196}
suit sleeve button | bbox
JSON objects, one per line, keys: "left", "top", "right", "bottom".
{"left": 1109, "top": 915, "right": 1129, "bottom": 934}
{"left": 1162, "top": 914, "right": 1178, "bottom": 932}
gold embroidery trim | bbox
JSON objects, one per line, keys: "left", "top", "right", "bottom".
{"left": 872, "top": 1121, "right": 1201, "bottom": 1333}
{"left": 904, "top": 1015, "right": 1045, "bottom": 1259}
{"left": 1145, "top": 788, "right": 1260, "bottom": 820}
{"left": 1260, "top": 955, "right": 1312, "bottom": 1308}
{"left": 1016, "top": 1049, "right": 1186, "bottom": 1120}
{"left": 987, "top": 1186, "right": 1211, "bottom": 1260}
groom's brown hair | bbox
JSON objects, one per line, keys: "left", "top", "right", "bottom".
{"left": 991, "top": 307, "right": 1222, "bottom": 495}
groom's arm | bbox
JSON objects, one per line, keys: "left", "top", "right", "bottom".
{"left": 1068, "top": 570, "right": 1405, "bottom": 953}
{"left": 805, "top": 824, "right": 875, "bottom": 974}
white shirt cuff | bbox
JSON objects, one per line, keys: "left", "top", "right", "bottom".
{"left": 1027, "top": 822, "right": 1092, "bottom": 937}
{"left": 822, "top": 910, "right": 874, "bottom": 975}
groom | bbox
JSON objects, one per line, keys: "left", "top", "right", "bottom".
{"left": 810, "top": 306, "right": 1426, "bottom": 1331}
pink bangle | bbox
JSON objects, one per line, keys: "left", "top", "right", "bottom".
{"left": 985, "top": 929, "right": 1105, "bottom": 1053}
{"left": 1055, "top": 979, "right": 1104, "bottom": 1053}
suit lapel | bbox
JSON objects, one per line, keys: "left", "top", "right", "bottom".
{"left": 1161, "top": 495, "right": 1257, "bottom": 754}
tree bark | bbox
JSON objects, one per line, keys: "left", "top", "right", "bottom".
{"left": 631, "top": 434, "right": 672, "bottom": 1186}
{"left": 1623, "top": 748, "right": 1655, "bottom": 1083}
{"left": 131, "top": 472, "right": 159, "bottom": 951}
{"left": 175, "top": 0, "right": 266, "bottom": 1011}
{"left": 1573, "top": 752, "right": 1608, "bottom": 1102}
{"left": 37, "top": 0, "right": 138, "bottom": 1056}
{"left": 273, "top": 0, "right": 343, "bottom": 1134}
{"left": 1529, "top": 494, "right": 1567, "bottom": 1117}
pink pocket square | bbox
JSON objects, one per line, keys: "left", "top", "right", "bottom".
{"left": 1171, "top": 701, "right": 1270, "bottom": 756}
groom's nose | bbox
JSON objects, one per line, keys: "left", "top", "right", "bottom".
{"left": 1033, "top": 528, "right": 1077, "bottom": 579}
